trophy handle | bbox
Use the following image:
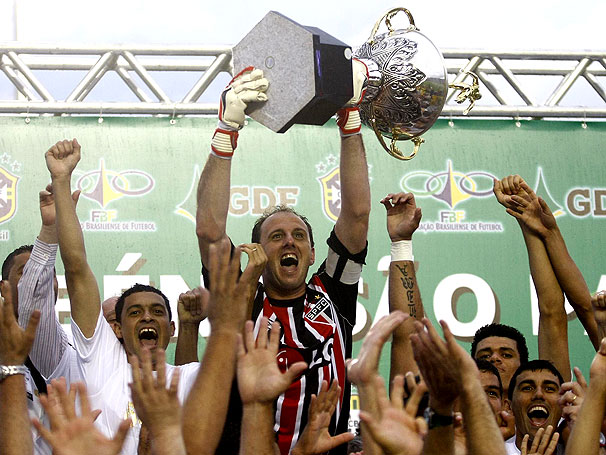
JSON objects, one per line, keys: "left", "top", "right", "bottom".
{"left": 369, "top": 113, "right": 424, "bottom": 161}
{"left": 368, "top": 7, "right": 417, "bottom": 43}
{"left": 448, "top": 70, "right": 482, "bottom": 115}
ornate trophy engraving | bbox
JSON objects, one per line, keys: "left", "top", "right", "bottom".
{"left": 232, "top": 8, "right": 480, "bottom": 160}
{"left": 355, "top": 8, "right": 480, "bottom": 160}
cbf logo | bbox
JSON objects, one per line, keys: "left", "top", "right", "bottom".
{"left": 401, "top": 161, "right": 502, "bottom": 233}
{"left": 316, "top": 154, "right": 372, "bottom": 223}
{"left": 0, "top": 152, "right": 22, "bottom": 241}
{"left": 317, "top": 154, "right": 341, "bottom": 222}
{"left": 401, "top": 160, "right": 496, "bottom": 209}
{"left": 75, "top": 159, "right": 156, "bottom": 232}
{"left": 76, "top": 159, "right": 154, "bottom": 208}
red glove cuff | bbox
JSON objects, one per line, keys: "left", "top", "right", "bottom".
{"left": 211, "top": 128, "right": 239, "bottom": 159}
{"left": 336, "top": 107, "right": 362, "bottom": 136}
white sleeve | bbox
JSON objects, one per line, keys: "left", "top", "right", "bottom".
{"left": 71, "top": 310, "right": 125, "bottom": 391}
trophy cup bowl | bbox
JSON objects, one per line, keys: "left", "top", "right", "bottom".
{"left": 232, "top": 8, "right": 479, "bottom": 161}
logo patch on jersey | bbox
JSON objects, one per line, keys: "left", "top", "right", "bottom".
{"left": 306, "top": 297, "right": 330, "bottom": 321}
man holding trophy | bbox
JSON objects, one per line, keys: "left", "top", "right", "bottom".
{"left": 195, "top": 57, "right": 371, "bottom": 453}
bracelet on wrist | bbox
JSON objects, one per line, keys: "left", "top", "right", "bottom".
{"left": 0, "top": 365, "right": 28, "bottom": 382}
{"left": 391, "top": 240, "right": 413, "bottom": 262}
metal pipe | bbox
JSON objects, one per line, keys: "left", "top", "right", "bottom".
{"left": 546, "top": 58, "right": 591, "bottom": 106}
{"left": 121, "top": 51, "right": 170, "bottom": 103}
{"left": 182, "top": 53, "right": 231, "bottom": 103}
{"left": 0, "top": 63, "right": 37, "bottom": 100}
{"left": 584, "top": 73, "right": 606, "bottom": 103}
{"left": 6, "top": 51, "right": 54, "bottom": 101}
{"left": 115, "top": 67, "right": 154, "bottom": 102}
{"left": 65, "top": 52, "right": 115, "bottom": 102}
{"left": 490, "top": 56, "right": 535, "bottom": 105}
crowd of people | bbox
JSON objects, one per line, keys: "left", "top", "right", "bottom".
{"left": 0, "top": 63, "right": 605, "bottom": 455}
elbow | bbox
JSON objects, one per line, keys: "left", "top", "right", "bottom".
{"left": 196, "top": 222, "right": 225, "bottom": 244}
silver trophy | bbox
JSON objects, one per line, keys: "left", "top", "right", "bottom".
{"left": 232, "top": 8, "right": 480, "bottom": 160}
{"left": 354, "top": 7, "right": 480, "bottom": 160}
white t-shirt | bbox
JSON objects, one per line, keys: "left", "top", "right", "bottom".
{"left": 72, "top": 311, "right": 200, "bottom": 455}
{"left": 505, "top": 435, "right": 521, "bottom": 454}
{"left": 505, "top": 434, "right": 565, "bottom": 455}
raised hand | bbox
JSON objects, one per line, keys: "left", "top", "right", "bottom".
{"left": 129, "top": 349, "right": 181, "bottom": 434}
{"left": 492, "top": 175, "right": 534, "bottom": 209}
{"left": 380, "top": 193, "right": 422, "bottom": 241}
{"left": 410, "top": 318, "right": 464, "bottom": 413}
{"left": 45, "top": 139, "right": 81, "bottom": 179}
{"left": 219, "top": 67, "right": 268, "bottom": 131}
{"left": 177, "top": 286, "right": 209, "bottom": 325}
{"left": 0, "top": 295, "right": 40, "bottom": 365}
{"left": 238, "top": 242, "right": 268, "bottom": 284}
{"left": 521, "top": 425, "right": 560, "bottom": 455}
{"left": 558, "top": 367, "right": 587, "bottom": 429}
{"left": 237, "top": 318, "right": 307, "bottom": 405}
{"left": 346, "top": 311, "right": 407, "bottom": 386}
{"left": 359, "top": 374, "right": 428, "bottom": 455}
{"left": 39, "top": 184, "right": 81, "bottom": 228}
{"left": 206, "top": 239, "right": 255, "bottom": 332}
{"left": 590, "top": 338, "right": 606, "bottom": 380}
{"left": 33, "top": 380, "right": 130, "bottom": 455}
{"left": 292, "top": 380, "right": 354, "bottom": 455}
{"left": 592, "top": 291, "right": 606, "bottom": 326}
{"left": 507, "top": 190, "right": 557, "bottom": 237}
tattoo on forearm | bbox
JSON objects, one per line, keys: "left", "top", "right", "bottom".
{"left": 395, "top": 263, "right": 417, "bottom": 318}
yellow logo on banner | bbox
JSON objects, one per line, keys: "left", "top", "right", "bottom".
{"left": 0, "top": 167, "right": 19, "bottom": 224}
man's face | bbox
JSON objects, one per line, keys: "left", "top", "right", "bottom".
{"left": 0, "top": 252, "right": 31, "bottom": 317}
{"left": 115, "top": 292, "right": 174, "bottom": 361}
{"left": 259, "top": 212, "right": 315, "bottom": 299}
{"left": 511, "top": 369, "right": 562, "bottom": 444}
{"left": 475, "top": 336, "right": 521, "bottom": 391}
{"left": 479, "top": 370, "right": 503, "bottom": 417}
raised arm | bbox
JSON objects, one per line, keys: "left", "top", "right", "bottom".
{"left": 0, "top": 294, "right": 40, "bottom": 455}
{"left": 196, "top": 68, "right": 268, "bottom": 266}
{"left": 174, "top": 288, "right": 207, "bottom": 365}
{"left": 130, "top": 349, "right": 185, "bottom": 455}
{"left": 238, "top": 318, "right": 307, "bottom": 455}
{"left": 564, "top": 339, "right": 606, "bottom": 455}
{"left": 508, "top": 182, "right": 599, "bottom": 349}
{"left": 495, "top": 176, "right": 571, "bottom": 381}
{"left": 17, "top": 185, "right": 78, "bottom": 377}
{"left": 381, "top": 192, "right": 423, "bottom": 380}
{"left": 333, "top": 60, "right": 371, "bottom": 254}
{"left": 441, "top": 321, "right": 507, "bottom": 455}
{"left": 347, "top": 311, "right": 408, "bottom": 455}
{"left": 46, "top": 139, "right": 100, "bottom": 338}
{"left": 182, "top": 240, "right": 265, "bottom": 455}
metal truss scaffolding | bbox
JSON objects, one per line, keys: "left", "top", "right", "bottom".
{"left": 0, "top": 44, "right": 605, "bottom": 119}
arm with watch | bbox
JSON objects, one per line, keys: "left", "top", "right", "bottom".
{"left": 411, "top": 318, "right": 506, "bottom": 455}
{"left": 0, "top": 293, "right": 41, "bottom": 455}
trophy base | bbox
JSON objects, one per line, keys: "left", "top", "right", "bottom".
{"left": 232, "top": 11, "right": 353, "bottom": 133}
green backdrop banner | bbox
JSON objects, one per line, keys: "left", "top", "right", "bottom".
{"left": 2, "top": 116, "right": 604, "bottom": 378}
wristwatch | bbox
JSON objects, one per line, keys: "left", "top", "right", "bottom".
{"left": 424, "top": 406, "right": 454, "bottom": 429}
{"left": 0, "top": 365, "right": 28, "bottom": 382}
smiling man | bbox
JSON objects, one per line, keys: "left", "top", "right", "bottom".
{"left": 196, "top": 66, "right": 370, "bottom": 454}
{"left": 506, "top": 360, "right": 564, "bottom": 454}
{"left": 46, "top": 139, "right": 201, "bottom": 455}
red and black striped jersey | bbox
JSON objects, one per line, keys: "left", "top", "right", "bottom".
{"left": 251, "top": 230, "right": 366, "bottom": 454}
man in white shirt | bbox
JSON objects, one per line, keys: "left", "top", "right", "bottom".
{"left": 46, "top": 138, "right": 200, "bottom": 455}
{"left": 504, "top": 360, "right": 564, "bottom": 455}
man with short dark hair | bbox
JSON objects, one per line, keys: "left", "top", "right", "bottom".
{"left": 506, "top": 360, "right": 564, "bottom": 454}
{"left": 472, "top": 323, "right": 529, "bottom": 396}
{"left": 45, "top": 138, "right": 202, "bottom": 455}
{"left": 195, "top": 65, "right": 371, "bottom": 454}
